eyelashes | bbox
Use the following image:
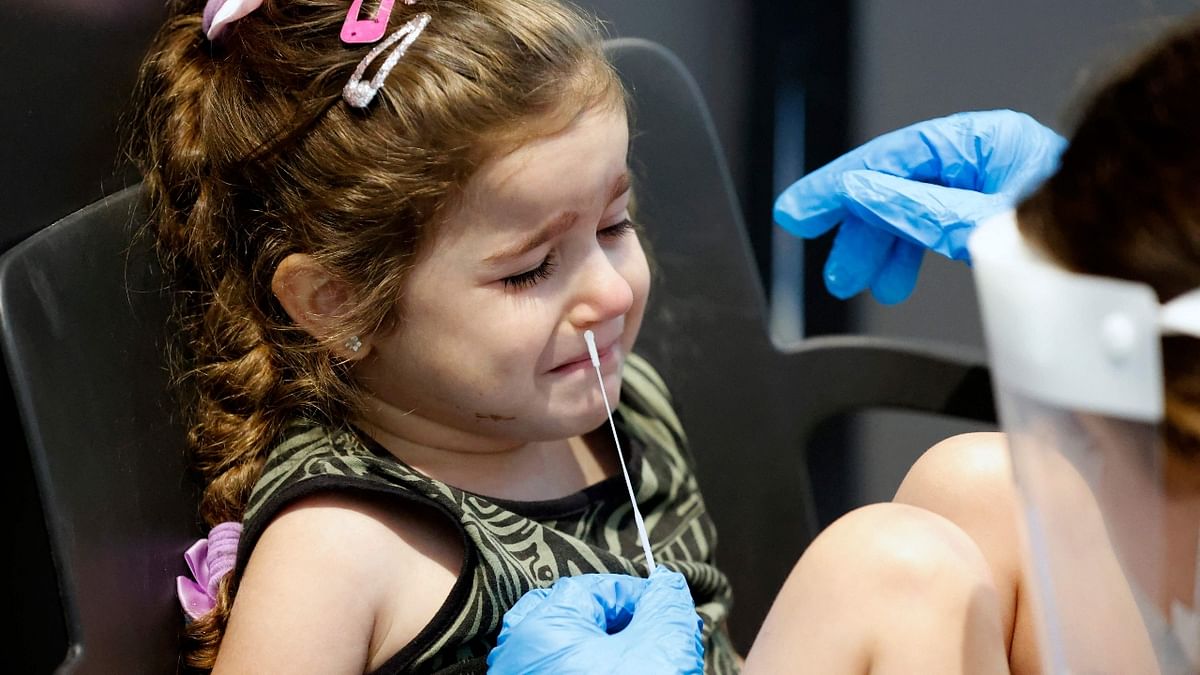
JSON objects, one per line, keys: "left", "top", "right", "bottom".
{"left": 598, "top": 218, "right": 635, "bottom": 240}
{"left": 501, "top": 219, "right": 635, "bottom": 291}
{"left": 503, "top": 253, "right": 558, "bottom": 290}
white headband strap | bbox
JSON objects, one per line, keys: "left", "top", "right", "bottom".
{"left": 1159, "top": 288, "right": 1200, "bottom": 338}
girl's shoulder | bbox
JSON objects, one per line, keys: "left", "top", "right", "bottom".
{"left": 220, "top": 490, "right": 464, "bottom": 672}
{"left": 243, "top": 422, "right": 424, "bottom": 523}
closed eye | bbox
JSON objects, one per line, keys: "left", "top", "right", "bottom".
{"left": 599, "top": 218, "right": 635, "bottom": 239}
{"left": 502, "top": 253, "right": 557, "bottom": 290}
{"left": 500, "top": 219, "right": 632, "bottom": 291}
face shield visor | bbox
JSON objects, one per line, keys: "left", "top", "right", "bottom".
{"left": 969, "top": 211, "right": 1199, "bottom": 675}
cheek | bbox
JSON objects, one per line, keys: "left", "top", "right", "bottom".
{"left": 443, "top": 290, "right": 559, "bottom": 369}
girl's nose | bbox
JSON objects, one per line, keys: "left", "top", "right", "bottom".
{"left": 569, "top": 252, "right": 634, "bottom": 327}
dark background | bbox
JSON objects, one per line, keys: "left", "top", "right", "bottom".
{"left": 5, "top": 0, "right": 1197, "bottom": 671}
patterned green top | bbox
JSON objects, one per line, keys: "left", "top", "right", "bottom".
{"left": 234, "top": 354, "right": 739, "bottom": 674}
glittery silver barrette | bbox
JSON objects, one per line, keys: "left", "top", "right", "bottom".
{"left": 343, "top": 13, "right": 431, "bottom": 108}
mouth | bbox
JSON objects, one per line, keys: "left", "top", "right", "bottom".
{"left": 550, "top": 339, "right": 619, "bottom": 374}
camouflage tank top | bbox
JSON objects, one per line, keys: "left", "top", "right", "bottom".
{"left": 234, "top": 354, "right": 739, "bottom": 674}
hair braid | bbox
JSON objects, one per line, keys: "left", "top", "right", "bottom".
{"left": 130, "top": 11, "right": 298, "bottom": 667}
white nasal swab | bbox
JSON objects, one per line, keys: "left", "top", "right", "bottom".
{"left": 584, "top": 330, "right": 657, "bottom": 574}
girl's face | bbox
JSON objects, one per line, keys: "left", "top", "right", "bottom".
{"left": 354, "top": 104, "right": 649, "bottom": 449}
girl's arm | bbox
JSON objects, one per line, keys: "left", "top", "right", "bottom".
{"left": 213, "top": 492, "right": 463, "bottom": 674}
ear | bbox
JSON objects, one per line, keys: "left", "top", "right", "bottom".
{"left": 271, "top": 253, "right": 371, "bottom": 360}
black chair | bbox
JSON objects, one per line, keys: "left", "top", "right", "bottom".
{"left": 1, "top": 186, "right": 196, "bottom": 673}
{"left": 608, "top": 38, "right": 994, "bottom": 649}
{"left": 3, "top": 39, "right": 993, "bottom": 672}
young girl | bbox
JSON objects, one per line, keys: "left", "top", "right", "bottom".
{"left": 135, "top": 0, "right": 735, "bottom": 672}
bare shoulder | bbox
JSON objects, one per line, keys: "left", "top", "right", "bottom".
{"left": 214, "top": 492, "right": 464, "bottom": 674}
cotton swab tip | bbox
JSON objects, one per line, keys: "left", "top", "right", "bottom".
{"left": 583, "top": 330, "right": 601, "bottom": 368}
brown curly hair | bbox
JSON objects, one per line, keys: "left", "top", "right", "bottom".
{"left": 1016, "top": 13, "right": 1200, "bottom": 493}
{"left": 127, "top": 0, "right": 623, "bottom": 667}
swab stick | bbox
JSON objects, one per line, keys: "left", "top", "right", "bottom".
{"left": 584, "top": 330, "right": 657, "bottom": 573}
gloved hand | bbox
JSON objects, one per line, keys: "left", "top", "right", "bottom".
{"left": 487, "top": 568, "right": 705, "bottom": 675}
{"left": 774, "top": 109, "right": 1066, "bottom": 304}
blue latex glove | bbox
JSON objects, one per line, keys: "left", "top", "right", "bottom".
{"left": 774, "top": 109, "right": 1066, "bottom": 304}
{"left": 487, "top": 569, "right": 705, "bottom": 675}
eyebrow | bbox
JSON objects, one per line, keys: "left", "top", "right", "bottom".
{"left": 484, "top": 171, "right": 632, "bottom": 265}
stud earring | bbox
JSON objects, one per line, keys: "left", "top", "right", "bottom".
{"left": 344, "top": 336, "right": 363, "bottom": 354}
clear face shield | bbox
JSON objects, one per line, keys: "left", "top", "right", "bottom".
{"left": 969, "top": 212, "right": 1200, "bottom": 675}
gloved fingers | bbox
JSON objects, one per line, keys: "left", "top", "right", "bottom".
{"left": 512, "top": 573, "right": 650, "bottom": 635}
{"left": 952, "top": 110, "right": 1066, "bottom": 193}
{"left": 774, "top": 176, "right": 845, "bottom": 239}
{"left": 623, "top": 569, "right": 706, "bottom": 674}
{"left": 772, "top": 120, "right": 946, "bottom": 238}
{"left": 823, "top": 217, "right": 896, "bottom": 300}
{"left": 489, "top": 583, "right": 596, "bottom": 675}
{"left": 775, "top": 112, "right": 985, "bottom": 240}
{"left": 626, "top": 570, "right": 699, "bottom": 632}
{"left": 838, "top": 170, "right": 999, "bottom": 259}
{"left": 500, "top": 578, "right": 618, "bottom": 648}
{"left": 556, "top": 573, "right": 648, "bottom": 630}
{"left": 488, "top": 590, "right": 593, "bottom": 675}
{"left": 902, "top": 110, "right": 1064, "bottom": 191}
{"left": 775, "top": 110, "right": 1063, "bottom": 240}
{"left": 499, "top": 586, "right": 553, "bottom": 633}
{"left": 869, "top": 239, "right": 925, "bottom": 305}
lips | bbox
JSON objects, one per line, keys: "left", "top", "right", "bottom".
{"left": 551, "top": 337, "right": 618, "bottom": 372}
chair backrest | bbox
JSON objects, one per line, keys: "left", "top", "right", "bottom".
{"left": 2, "top": 39, "right": 994, "bottom": 670}
{"left": 0, "top": 187, "right": 196, "bottom": 673}
{"left": 606, "top": 38, "right": 993, "bottom": 648}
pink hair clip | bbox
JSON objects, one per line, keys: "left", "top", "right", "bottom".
{"left": 176, "top": 522, "right": 243, "bottom": 620}
{"left": 342, "top": 0, "right": 419, "bottom": 44}
{"left": 202, "top": 0, "right": 263, "bottom": 41}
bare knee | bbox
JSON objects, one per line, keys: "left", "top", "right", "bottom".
{"left": 746, "top": 503, "right": 1006, "bottom": 674}
{"left": 896, "top": 433, "right": 1015, "bottom": 513}
{"left": 826, "top": 504, "right": 1007, "bottom": 674}
{"left": 814, "top": 503, "right": 995, "bottom": 603}
{"left": 897, "top": 434, "right": 1053, "bottom": 673}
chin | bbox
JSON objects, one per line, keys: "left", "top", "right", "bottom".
{"left": 554, "top": 398, "right": 614, "bottom": 438}
{"left": 531, "top": 374, "right": 624, "bottom": 438}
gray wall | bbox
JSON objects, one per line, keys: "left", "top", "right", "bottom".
{"left": 0, "top": 0, "right": 753, "bottom": 249}
{"left": 845, "top": 0, "right": 1199, "bottom": 505}
{"left": 0, "top": 1, "right": 165, "bottom": 248}
{"left": 588, "top": 1, "right": 753, "bottom": 195}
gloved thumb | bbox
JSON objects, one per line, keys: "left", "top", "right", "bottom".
{"left": 774, "top": 172, "right": 848, "bottom": 239}
{"left": 837, "top": 169, "right": 1011, "bottom": 261}
{"left": 506, "top": 578, "right": 615, "bottom": 640}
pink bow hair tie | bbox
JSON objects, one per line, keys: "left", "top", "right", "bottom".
{"left": 176, "top": 522, "right": 243, "bottom": 620}
{"left": 202, "top": 0, "right": 263, "bottom": 40}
